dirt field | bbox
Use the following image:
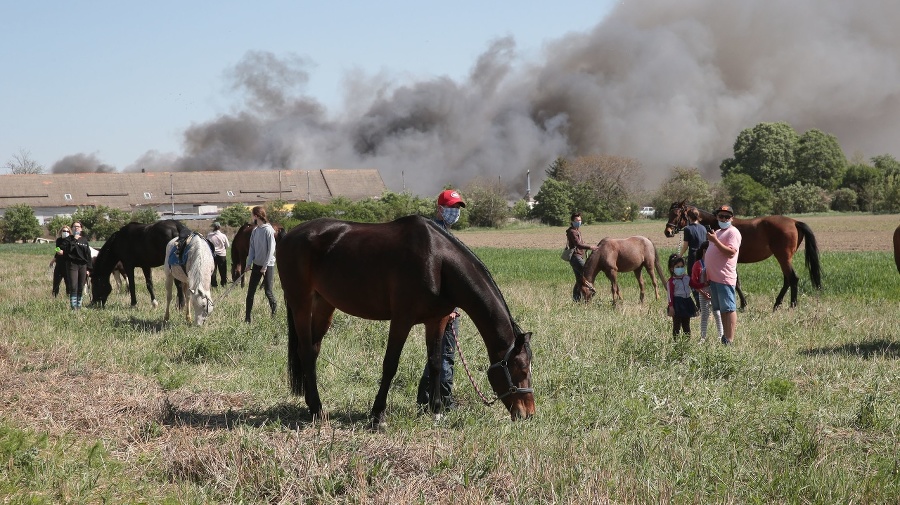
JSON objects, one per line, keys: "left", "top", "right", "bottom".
{"left": 455, "top": 214, "right": 900, "bottom": 253}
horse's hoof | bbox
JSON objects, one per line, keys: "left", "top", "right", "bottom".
{"left": 151, "top": 300, "right": 159, "bottom": 308}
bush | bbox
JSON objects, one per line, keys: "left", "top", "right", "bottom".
{"left": 130, "top": 208, "right": 160, "bottom": 224}
{"left": 218, "top": 204, "right": 252, "bottom": 227}
{"left": 773, "top": 183, "right": 830, "bottom": 214}
{"left": 830, "top": 188, "right": 858, "bottom": 212}
{"left": 1, "top": 204, "right": 42, "bottom": 243}
{"left": 45, "top": 215, "right": 72, "bottom": 237}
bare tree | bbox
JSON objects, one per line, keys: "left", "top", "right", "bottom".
{"left": 562, "top": 154, "right": 644, "bottom": 203}
{"left": 5, "top": 149, "right": 44, "bottom": 174}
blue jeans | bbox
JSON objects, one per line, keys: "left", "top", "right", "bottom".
{"left": 417, "top": 317, "right": 458, "bottom": 405}
{"left": 709, "top": 281, "right": 737, "bottom": 313}
{"left": 245, "top": 264, "right": 276, "bottom": 321}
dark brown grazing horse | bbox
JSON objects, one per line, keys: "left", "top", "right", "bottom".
{"left": 230, "top": 222, "right": 286, "bottom": 287}
{"left": 276, "top": 215, "right": 535, "bottom": 429}
{"left": 92, "top": 220, "right": 186, "bottom": 307}
{"left": 580, "top": 236, "right": 666, "bottom": 304}
{"left": 664, "top": 201, "right": 822, "bottom": 310}
{"left": 894, "top": 224, "right": 900, "bottom": 274}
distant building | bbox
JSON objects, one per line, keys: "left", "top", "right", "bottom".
{"left": 0, "top": 169, "right": 386, "bottom": 223}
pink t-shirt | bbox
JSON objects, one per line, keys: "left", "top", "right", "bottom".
{"left": 705, "top": 227, "right": 742, "bottom": 285}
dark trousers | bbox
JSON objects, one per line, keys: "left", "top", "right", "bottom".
{"left": 66, "top": 262, "right": 87, "bottom": 297}
{"left": 245, "top": 264, "right": 276, "bottom": 322}
{"left": 211, "top": 255, "right": 228, "bottom": 287}
{"left": 569, "top": 255, "right": 586, "bottom": 301}
{"left": 417, "top": 317, "right": 458, "bottom": 406}
{"left": 672, "top": 316, "right": 692, "bottom": 338}
{"left": 53, "top": 260, "right": 69, "bottom": 297}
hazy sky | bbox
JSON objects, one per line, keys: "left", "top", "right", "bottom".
{"left": 1, "top": 1, "right": 615, "bottom": 178}
{"left": 3, "top": 1, "right": 898, "bottom": 197}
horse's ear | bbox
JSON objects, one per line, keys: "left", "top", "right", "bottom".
{"left": 516, "top": 331, "right": 532, "bottom": 347}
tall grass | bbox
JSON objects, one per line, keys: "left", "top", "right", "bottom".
{"left": 1, "top": 242, "right": 898, "bottom": 503}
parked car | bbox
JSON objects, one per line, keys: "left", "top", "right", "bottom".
{"left": 639, "top": 206, "right": 656, "bottom": 218}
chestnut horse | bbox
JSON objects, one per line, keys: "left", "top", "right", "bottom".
{"left": 580, "top": 236, "right": 665, "bottom": 304}
{"left": 231, "top": 222, "right": 286, "bottom": 287}
{"left": 276, "top": 215, "right": 535, "bottom": 428}
{"left": 664, "top": 201, "right": 822, "bottom": 310}
{"left": 92, "top": 220, "right": 187, "bottom": 307}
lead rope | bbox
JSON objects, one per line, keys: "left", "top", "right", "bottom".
{"left": 454, "top": 327, "right": 498, "bottom": 406}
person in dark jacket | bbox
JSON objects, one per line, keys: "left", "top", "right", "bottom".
{"left": 50, "top": 225, "right": 71, "bottom": 297}
{"left": 59, "top": 221, "right": 93, "bottom": 309}
{"left": 566, "top": 212, "right": 599, "bottom": 302}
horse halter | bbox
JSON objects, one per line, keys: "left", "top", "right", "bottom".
{"left": 486, "top": 342, "right": 534, "bottom": 401}
{"left": 665, "top": 204, "right": 689, "bottom": 234}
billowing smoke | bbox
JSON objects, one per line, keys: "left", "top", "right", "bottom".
{"left": 52, "top": 153, "right": 115, "bottom": 174}
{"left": 119, "top": 0, "right": 899, "bottom": 196}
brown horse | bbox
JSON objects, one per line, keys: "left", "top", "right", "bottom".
{"left": 580, "top": 236, "right": 665, "bottom": 304}
{"left": 276, "top": 215, "right": 535, "bottom": 428}
{"left": 894, "top": 224, "right": 900, "bottom": 274}
{"left": 664, "top": 201, "right": 822, "bottom": 310}
{"left": 230, "top": 222, "right": 286, "bottom": 287}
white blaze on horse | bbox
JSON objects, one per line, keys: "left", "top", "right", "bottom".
{"left": 163, "top": 233, "right": 215, "bottom": 326}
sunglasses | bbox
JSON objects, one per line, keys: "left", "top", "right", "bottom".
{"left": 716, "top": 214, "right": 732, "bottom": 220}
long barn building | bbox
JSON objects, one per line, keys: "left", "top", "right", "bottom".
{"left": 0, "top": 169, "right": 387, "bottom": 223}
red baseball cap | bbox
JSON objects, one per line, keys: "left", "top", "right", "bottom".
{"left": 437, "top": 189, "right": 466, "bottom": 207}
{"left": 715, "top": 205, "right": 734, "bottom": 216}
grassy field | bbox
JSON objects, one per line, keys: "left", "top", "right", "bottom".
{"left": 1, "top": 216, "right": 899, "bottom": 503}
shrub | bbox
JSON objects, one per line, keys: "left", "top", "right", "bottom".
{"left": 773, "top": 183, "right": 830, "bottom": 214}
{"left": 218, "top": 204, "right": 252, "bottom": 227}
{"left": 1, "top": 204, "right": 42, "bottom": 243}
{"left": 830, "top": 188, "right": 858, "bottom": 212}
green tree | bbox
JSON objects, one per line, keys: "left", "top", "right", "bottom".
{"left": 130, "top": 208, "right": 160, "bottom": 224}
{"left": 793, "top": 129, "right": 846, "bottom": 190}
{"left": 529, "top": 178, "right": 574, "bottom": 226}
{"left": 723, "top": 173, "right": 773, "bottom": 216}
{"left": 71, "top": 205, "right": 129, "bottom": 240}
{"left": 830, "top": 188, "right": 858, "bottom": 212}
{"left": 545, "top": 156, "right": 568, "bottom": 180}
{"left": 872, "top": 154, "right": 900, "bottom": 178}
{"left": 842, "top": 163, "right": 882, "bottom": 212}
{"left": 511, "top": 199, "right": 531, "bottom": 221}
{"left": 464, "top": 178, "right": 510, "bottom": 228}
{"left": 721, "top": 122, "right": 799, "bottom": 188}
{"left": 1, "top": 204, "right": 42, "bottom": 242}
{"left": 377, "top": 191, "right": 433, "bottom": 221}
{"left": 773, "top": 183, "right": 830, "bottom": 214}
{"left": 650, "top": 167, "right": 715, "bottom": 213}
{"left": 218, "top": 204, "right": 252, "bottom": 227}
{"left": 291, "top": 201, "right": 333, "bottom": 222}
{"left": 45, "top": 215, "right": 72, "bottom": 237}
{"left": 265, "top": 198, "right": 291, "bottom": 225}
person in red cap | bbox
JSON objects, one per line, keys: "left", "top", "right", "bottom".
{"left": 417, "top": 189, "right": 466, "bottom": 411}
{"left": 704, "top": 204, "right": 742, "bottom": 345}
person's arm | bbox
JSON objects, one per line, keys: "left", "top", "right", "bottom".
{"left": 680, "top": 239, "right": 689, "bottom": 257}
{"left": 707, "top": 230, "right": 737, "bottom": 258}
{"left": 689, "top": 262, "right": 704, "bottom": 290}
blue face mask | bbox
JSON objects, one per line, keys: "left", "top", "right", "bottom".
{"left": 674, "top": 267, "right": 686, "bottom": 276}
{"left": 442, "top": 206, "right": 461, "bottom": 226}
{"left": 718, "top": 220, "right": 732, "bottom": 229}
{"left": 61, "top": 231, "right": 70, "bottom": 238}
{"left": 571, "top": 221, "right": 581, "bottom": 228}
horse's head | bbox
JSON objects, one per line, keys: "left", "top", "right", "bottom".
{"left": 190, "top": 287, "right": 214, "bottom": 326}
{"left": 90, "top": 272, "right": 112, "bottom": 306}
{"left": 488, "top": 331, "right": 535, "bottom": 420}
{"left": 664, "top": 200, "right": 689, "bottom": 238}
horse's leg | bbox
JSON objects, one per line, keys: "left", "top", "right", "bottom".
{"left": 634, "top": 269, "right": 646, "bottom": 304}
{"left": 605, "top": 269, "right": 620, "bottom": 304}
{"left": 292, "top": 293, "right": 335, "bottom": 419}
{"left": 126, "top": 269, "right": 139, "bottom": 307}
{"left": 140, "top": 266, "right": 157, "bottom": 308}
{"left": 773, "top": 253, "right": 798, "bottom": 310}
{"left": 370, "top": 318, "right": 417, "bottom": 430}
{"left": 736, "top": 274, "right": 747, "bottom": 310}
{"left": 647, "top": 263, "right": 661, "bottom": 300}
{"left": 163, "top": 273, "right": 173, "bottom": 322}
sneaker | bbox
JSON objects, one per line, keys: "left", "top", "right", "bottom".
{"left": 721, "top": 335, "right": 729, "bottom": 345}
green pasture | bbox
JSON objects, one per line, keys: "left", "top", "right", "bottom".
{"left": 1, "top": 242, "right": 898, "bottom": 503}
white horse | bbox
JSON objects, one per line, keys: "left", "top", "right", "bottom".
{"left": 163, "top": 234, "right": 215, "bottom": 326}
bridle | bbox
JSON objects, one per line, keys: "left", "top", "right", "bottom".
{"left": 665, "top": 203, "right": 689, "bottom": 234}
{"left": 486, "top": 342, "right": 535, "bottom": 401}
{"left": 456, "top": 338, "right": 534, "bottom": 406}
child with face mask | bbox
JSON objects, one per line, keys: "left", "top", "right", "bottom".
{"left": 666, "top": 253, "right": 697, "bottom": 339}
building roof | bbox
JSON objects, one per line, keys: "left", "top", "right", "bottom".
{"left": 0, "top": 169, "right": 387, "bottom": 210}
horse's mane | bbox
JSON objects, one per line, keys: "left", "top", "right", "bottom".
{"left": 183, "top": 233, "right": 213, "bottom": 291}
{"left": 425, "top": 218, "right": 524, "bottom": 336}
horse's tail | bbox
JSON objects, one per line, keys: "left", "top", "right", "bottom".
{"left": 653, "top": 243, "right": 665, "bottom": 281}
{"left": 796, "top": 221, "right": 822, "bottom": 290}
{"left": 285, "top": 305, "right": 305, "bottom": 396}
